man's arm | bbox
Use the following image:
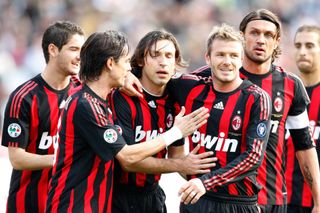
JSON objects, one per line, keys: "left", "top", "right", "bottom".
{"left": 121, "top": 144, "right": 216, "bottom": 175}
{"left": 116, "top": 107, "right": 209, "bottom": 169}
{"left": 8, "top": 147, "right": 54, "bottom": 170}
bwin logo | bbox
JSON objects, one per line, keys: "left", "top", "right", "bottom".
{"left": 39, "top": 132, "right": 58, "bottom": 149}
{"left": 191, "top": 131, "right": 238, "bottom": 152}
{"left": 135, "top": 125, "right": 164, "bottom": 142}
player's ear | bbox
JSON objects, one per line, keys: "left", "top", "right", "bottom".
{"left": 48, "top": 43, "right": 59, "bottom": 59}
{"left": 105, "top": 57, "right": 114, "bottom": 71}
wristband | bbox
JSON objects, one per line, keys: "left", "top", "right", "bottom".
{"left": 161, "top": 126, "right": 183, "bottom": 146}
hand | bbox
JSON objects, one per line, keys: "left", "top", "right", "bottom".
{"left": 174, "top": 107, "right": 209, "bottom": 138}
{"left": 312, "top": 205, "right": 320, "bottom": 213}
{"left": 181, "top": 144, "right": 217, "bottom": 175}
{"left": 119, "top": 72, "right": 143, "bottom": 98}
{"left": 178, "top": 178, "right": 206, "bottom": 204}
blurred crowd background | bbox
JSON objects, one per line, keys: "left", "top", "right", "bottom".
{"left": 0, "top": 0, "right": 320, "bottom": 129}
{"left": 0, "top": 0, "right": 320, "bottom": 212}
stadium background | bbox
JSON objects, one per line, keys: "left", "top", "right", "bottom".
{"left": 0, "top": 0, "right": 319, "bottom": 212}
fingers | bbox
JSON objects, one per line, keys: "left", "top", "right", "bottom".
{"left": 190, "top": 144, "right": 201, "bottom": 154}
{"left": 176, "top": 106, "right": 186, "bottom": 119}
{"left": 179, "top": 185, "right": 200, "bottom": 205}
{"left": 194, "top": 151, "right": 214, "bottom": 158}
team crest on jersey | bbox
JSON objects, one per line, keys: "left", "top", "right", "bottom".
{"left": 232, "top": 116, "right": 242, "bottom": 131}
{"left": 114, "top": 125, "right": 123, "bottom": 135}
{"left": 274, "top": 97, "right": 283, "bottom": 112}
{"left": 166, "top": 113, "right": 173, "bottom": 128}
{"left": 257, "top": 122, "right": 267, "bottom": 138}
{"left": 103, "top": 128, "right": 118, "bottom": 143}
{"left": 8, "top": 123, "right": 21, "bottom": 138}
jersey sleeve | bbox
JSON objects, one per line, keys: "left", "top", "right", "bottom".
{"left": 167, "top": 73, "right": 205, "bottom": 106}
{"left": 190, "top": 65, "right": 211, "bottom": 77}
{"left": 1, "top": 88, "right": 32, "bottom": 149}
{"left": 74, "top": 99, "right": 126, "bottom": 162}
{"left": 286, "top": 74, "right": 314, "bottom": 150}
{"left": 199, "top": 88, "right": 272, "bottom": 191}
{"left": 109, "top": 90, "right": 136, "bottom": 145}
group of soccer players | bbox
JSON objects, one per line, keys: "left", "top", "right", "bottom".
{"left": 1, "top": 7, "right": 320, "bottom": 213}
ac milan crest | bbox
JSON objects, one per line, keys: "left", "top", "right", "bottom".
{"left": 274, "top": 97, "right": 283, "bottom": 112}
{"left": 232, "top": 115, "right": 242, "bottom": 131}
{"left": 166, "top": 113, "right": 173, "bottom": 128}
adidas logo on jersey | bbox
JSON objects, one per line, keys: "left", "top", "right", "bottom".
{"left": 148, "top": 100, "right": 156, "bottom": 108}
{"left": 213, "top": 101, "right": 224, "bottom": 110}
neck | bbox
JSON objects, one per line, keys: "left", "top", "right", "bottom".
{"left": 300, "top": 71, "right": 320, "bottom": 87}
{"left": 140, "top": 77, "right": 166, "bottom": 96}
{"left": 242, "top": 56, "right": 272, "bottom": 75}
{"left": 41, "top": 65, "right": 71, "bottom": 90}
{"left": 213, "top": 78, "right": 243, "bottom": 93}
{"left": 86, "top": 80, "right": 112, "bottom": 101}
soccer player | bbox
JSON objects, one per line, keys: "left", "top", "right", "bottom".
{"left": 173, "top": 24, "right": 271, "bottom": 213}
{"left": 110, "top": 30, "right": 217, "bottom": 213}
{"left": 192, "top": 9, "right": 320, "bottom": 213}
{"left": 1, "top": 21, "right": 85, "bottom": 213}
{"left": 286, "top": 25, "right": 320, "bottom": 213}
{"left": 45, "top": 30, "right": 209, "bottom": 213}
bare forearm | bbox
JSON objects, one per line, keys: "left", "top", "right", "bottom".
{"left": 124, "top": 157, "right": 183, "bottom": 173}
{"left": 8, "top": 147, "right": 54, "bottom": 170}
{"left": 296, "top": 148, "right": 320, "bottom": 206}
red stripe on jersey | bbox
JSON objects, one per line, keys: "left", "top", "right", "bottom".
{"left": 300, "top": 85, "right": 320, "bottom": 207}
{"left": 16, "top": 171, "right": 32, "bottom": 213}
{"left": 106, "top": 162, "right": 113, "bottom": 213}
{"left": 243, "top": 177, "right": 254, "bottom": 196}
{"left": 84, "top": 157, "right": 101, "bottom": 213}
{"left": 15, "top": 83, "right": 38, "bottom": 118}
{"left": 272, "top": 77, "right": 294, "bottom": 204}
{"left": 67, "top": 189, "right": 74, "bottom": 213}
{"left": 241, "top": 95, "right": 254, "bottom": 153}
{"left": 155, "top": 98, "right": 167, "bottom": 182}
{"left": 10, "top": 81, "right": 37, "bottom": 117}
{"left": 185, "top": 85, "right": 207, "bottom": 155}
{"left": 217, "top": 91, "right": 241, "bottom": 168}
{"left": 309, "top": 85, "right": 320, "bottom": 127}
{"left": 44, "top": 87, "right": 58, "bottom": 154}
{"left": 118, "top": 94, "right": 137, "bottom": 184}
{"left": 135, "top": 99, "right": 152, "bottom": 187}
{"left": 285, "top": 137, "right": 295, "bottom": 203}
{"left": 257, "top": 74, "right": 273, "bottom": 204}
{"left": 186, "top": 85, "right": 214, "bottom": 180}
{"left": 51, "top": 98, "right": 78, "bottom": 213}
{"left": 98, "top": 162, "right": 112, "bottom": 213}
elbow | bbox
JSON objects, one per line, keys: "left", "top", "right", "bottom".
{"left": 9, "top": 158, "right": 24, "bottom": 170}
{"left": 116, "top": 152, "right": 139, "bottom": 172}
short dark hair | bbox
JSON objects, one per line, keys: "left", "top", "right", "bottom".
{"left": 130, "top": 29, "right": 188, "bottom": 78}
{"left": 295, "top": 25, "right": 320, "bottom": 45}
{"left": 79, "top": 30, "right": 129, "bottom": 82}
{"left": 42, "top": 21, "right": 84, "bottom": 63}
{"left": 239, "top": 9, "right": 282, "bottom": 62}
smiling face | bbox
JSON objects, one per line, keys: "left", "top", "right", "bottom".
{"left": 55, "top": 33, "right": 85, "bottom": 76}
{"left": 294, "top": 31, "right": 320, "bottom": 74}
{"left": 140, "top": 39, "right": 176, "bottom": 94}
{"left": 243, "top": 20, "right": 279, "bottom": 65}
{"left": 206, "top": 39, "right": 243, "bottom": 86}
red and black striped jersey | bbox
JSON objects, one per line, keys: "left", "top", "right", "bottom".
{"left": 286, "top": 82, "right": 320, "bottom": 207}
{"left": 192, "top": 65, "right": 312, "bottom": 205}
{"left": 46, "top": 85, "right": 126, "bottom": 213}
{"left": 169, "top": 76, "right": 271, "bottom": 199}
{"left": 1, "top": 74, "right": 80, "bottom": 213}
{"left": 109, "top": 89, "right": 183, "bottom": 188}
